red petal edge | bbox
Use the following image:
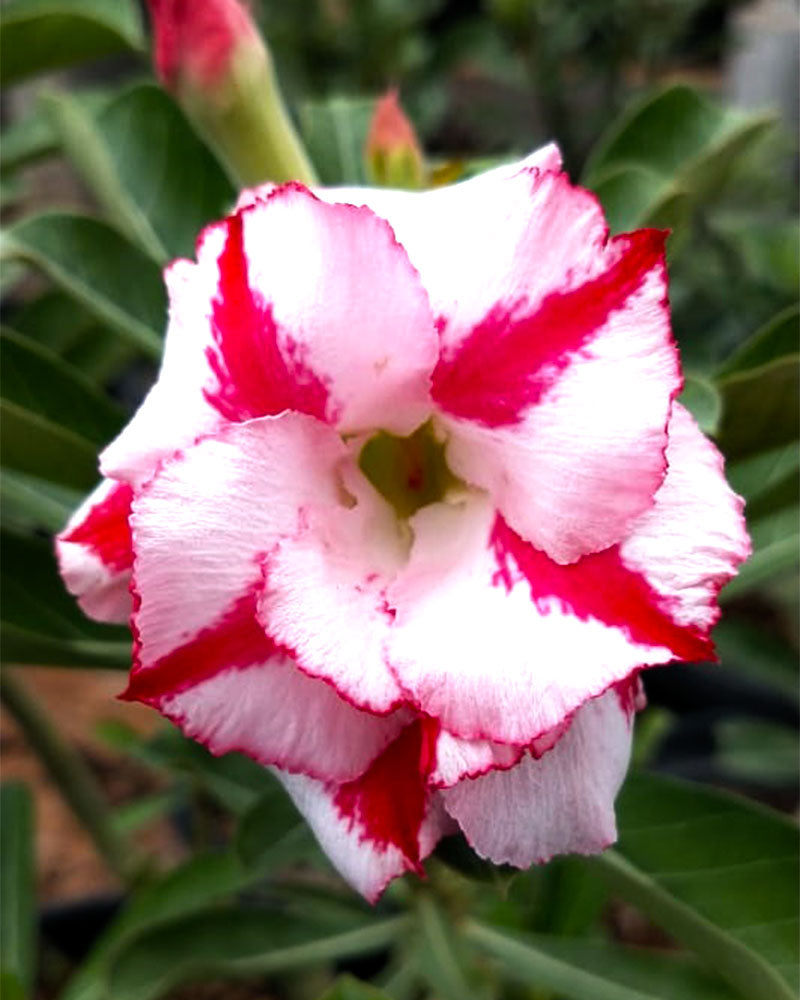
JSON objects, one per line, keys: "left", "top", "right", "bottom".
{"left": 61, "top": 482, "right": 134, "bottom": 573}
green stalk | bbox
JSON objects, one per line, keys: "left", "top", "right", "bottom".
{"left": 0, "top": 671, "right": 138, "bottom": 885}
{"left": 181, "top": 45, "right": 317, "bottom": 188}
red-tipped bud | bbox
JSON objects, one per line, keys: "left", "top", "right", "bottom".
{"left": 146, "top": 0, "right": 261, "bottom": 94}
{"left": 144, "top": 0, "right": 315, "bottom": 186}
{"left": 365, "top": 90, "right": 425, "bottom": 190}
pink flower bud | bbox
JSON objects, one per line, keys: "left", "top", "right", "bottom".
{"left": 365, "top": 90, "right": 425, "bottom": 189}
{"left": 146, "top": 0, "right": 262, "bottom": 94}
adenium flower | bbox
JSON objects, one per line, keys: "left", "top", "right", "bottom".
{"left": 57, "top": 145, "right": 749, "bottom": 901}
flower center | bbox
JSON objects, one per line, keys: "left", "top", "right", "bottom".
{"left": 358, "top": 421, "right": 459, "bottom": 519}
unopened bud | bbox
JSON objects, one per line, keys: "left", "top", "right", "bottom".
{"left": 365, "top": 90, "right": 425, "bottom": 190}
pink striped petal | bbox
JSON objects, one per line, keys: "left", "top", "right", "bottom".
{"left": 386, "top": 413, "right": 746, "bottom": 745}
{"left": 56, "top": 479, "right": 134, "bottom": 624}
{"left": 276, "top": 717, "right": 453, "bottom": 901}
{"left": 258, "top": 470, "right": 407, "bottom": 714}
{"left": 435, "top": 229, "right": 679, "bottom": 563}
{"left": 102, "top": 225, "right": 228, "bottom": 485}
{"left": 441, "top": 687, "right": 634, "bottom": 867}
{"left": 103, "top": 184, "right": 437, "bottom": 485}
{"left": 124, "top": 413, "right": 402, "bottom": 781}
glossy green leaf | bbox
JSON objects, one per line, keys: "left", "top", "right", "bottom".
{"left": 586, "top": 85, "right": 774, "bottom": 196}
{"left": 2, "top": 327, "right": 124, "bottom": 445}
{"left": 679, "top": 374, "right": 722, "bottom": 435}
{"left": 590, "top": 163, "right": 690, "bottom": 236}
{"left": 0, "top": 0, "right": 143, "bottom": 85}
{"left": 0, "top": 783, "right": 35, "bottom": 996}
{"left": 1, "top": 529, "right": 131, "bottom": 668}
{"left": 45, "top": 85, "right": 235, "bottom": 262}
{"left": 317, "top": 976, "right": 392, "bottom": 1000}
{"left": 301, "top": 97, "right": 377, "bottom": 185}
{"left": 467, "top": 923, "right": 739, "bottom": 1000}
{"left": 592, "top": 771, "right": 799, "bottom": 1000}
{"left": 107, "top": 911, "right": 407, "bottom": 1000}
{"left": 1, "top": 214, "right": 165, "bottom": 358}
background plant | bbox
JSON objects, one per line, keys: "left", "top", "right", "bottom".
{"left": 0, "top": 1, "right": 797, "bottom": 999}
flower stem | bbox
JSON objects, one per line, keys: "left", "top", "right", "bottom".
{"left": 0, "top": 670, "right": 138, "bottom": 886}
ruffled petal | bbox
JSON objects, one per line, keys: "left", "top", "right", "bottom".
{"left": 386, "top": 458, "right": 736, "bottom": 744}
{"left": 275, "top": 717, "right": 452, "bottom": 902}
{"left": 56, "top": 479, "right": 134, "bottom": 624}
{"left": 442, "top": 687, "right": 634, "bottom": 866}
{"left": 435, "top": 228, "right": 679, "bottom": 563}
{"left": 103, "top": 183, "right": 437, "bottom": 484}
{"left": 258, "top": 470, "right": 407, "bottom": 714}
{"left": 235, "top": 184, "right": 438, "bottom": 434}
{"left": 124, "top": 413, "right": 401, "bottom": 781}
{"left": 620, "top": 403, "right": 751, "bottom": 629}
{"left": 102, "top": 225, "right": 228, "bottom": 485}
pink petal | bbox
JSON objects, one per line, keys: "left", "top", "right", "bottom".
{"left": 56, "top": 479, "right": 134, "bottom": 623}
{"left": 258, "top": 470, "right": 407, "bottom": 714}
{"left": 231, "top": 184, "right": 438, "bottom": 434}
{"left": 442, "top": 687, "right": 634, "bottom": 867}
{"left": 275, "top": 717, "right": 452, "bottom": 901}
{"left": 386, "top": 455, "right": 739, "bottom": 744}
{"left": 102, "top": 227, "right": 228, "bottom": 485}
{"left": 429, "top": 729, "right": 523, "bottom": 789}
{"left": 620, "top": 403, "right": 751, "bottom": 629}
{"left": 103, "top": 183, "right": 437, "bottom": 483}
{"left": 436, "top": 229, "right": 680, "bottom": 563}
{"left": 124, "top": 413, "right": 403, "bottom": 781}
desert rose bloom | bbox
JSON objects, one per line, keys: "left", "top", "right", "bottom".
{"left": 57, "top": 145, "right": 750, "bottom": 901}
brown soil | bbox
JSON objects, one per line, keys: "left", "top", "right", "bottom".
{"left": 1, "top": 666, "right": 180, "bottom": 903}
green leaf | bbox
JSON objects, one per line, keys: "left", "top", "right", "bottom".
{"left": 107, "top": 911, "right": 408, "bottom": 1000}
{"left": 722, "top": 505, "right": 799, "bottom": 599}
{"left": 719, "top": 304, "right": 800, "bottom": 377}
{"left": 590, "top": 163, "right": 690, "bottom": 237}
{"left": 592, "top": 771, "right": 799, "bottom": 1000}
{"left": 716, "top": 356, "right": 799, "bottom": 461}
{"left": 727, "top": 442, "right": 799, "bottom": 519}
{"left": 0, "top": 0, "right": 143, "bottom": 85}
{"left": 0, "top": 529, "right": 131, "bottom": 668}
{"left": 679, "top": 374, "right": 722, "bottom": 435}
{"left": 0, "top": 783, "right": 35, "bottom": 996}
{"left": 317, "top": 976, "right": 392, "bottom": 1000}
{"left": 413, "top": 893, "right": 479, "bottom": 1000}
{"left": 2, "top": 327, "right": 124, "bottom": 446}
{"left": 1, "top": 213, "right": 165, "bottom": 358}
{"left": 466, "top": 923, "right": 739, "bottom": 1000}
{"left": 10, "top": 291, "right": 137, "bottom": 383}
{"left": 0, "top": 89, "right": 111, "bottom": 171}
{"left": 235, "top": 782, "right": 314, "bottom": 872}
{"left": 301, "top": 97, "right": 377, "bottom": 185}
{"left": 60, "top": 851, "right": 257, "bottom": 1000}
{"left": 586, "top": 85, "right": 774, "bottom": 197}
{"left": 715, "top": 719, "right": 798, "bottom": 787}
{"left": 1, "top": 468, "right": 82, "bottom": 534}
{"left": 44, "top": 85, "right": 235, "bottom": 262}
